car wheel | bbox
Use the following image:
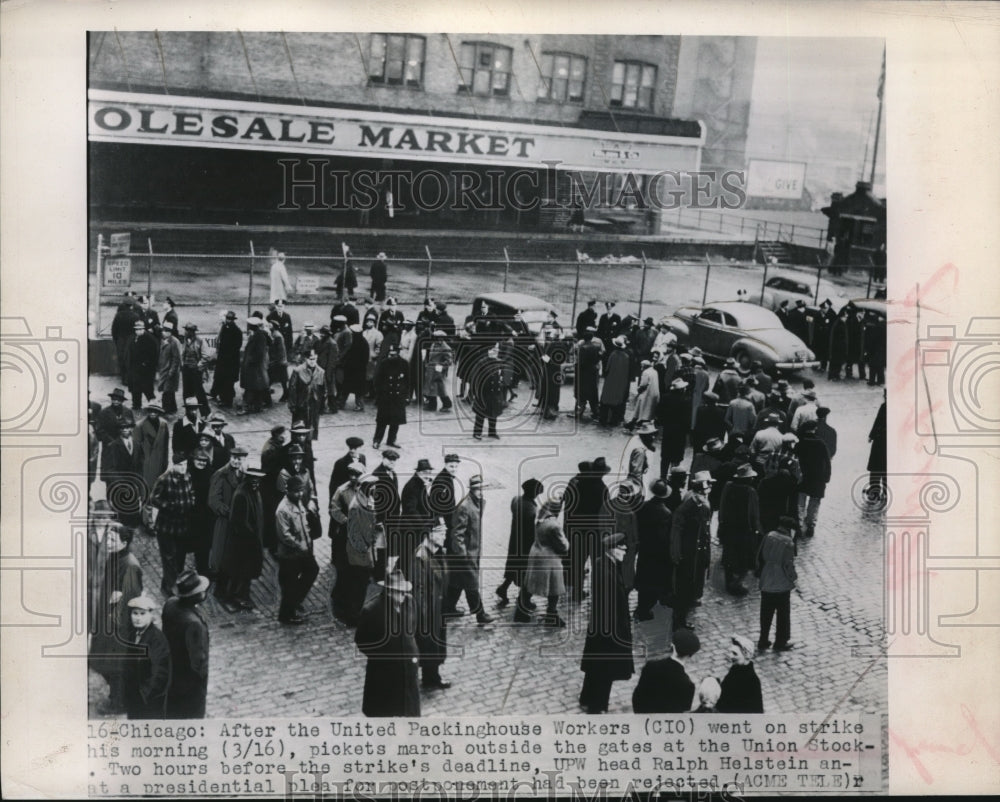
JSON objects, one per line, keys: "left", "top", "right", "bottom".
{"left": 734, "top": 349, "right": 752, "bottom": 372}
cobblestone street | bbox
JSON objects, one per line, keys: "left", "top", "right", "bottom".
{"left": 89, "top": 361, "right": 886, "bottom": 720}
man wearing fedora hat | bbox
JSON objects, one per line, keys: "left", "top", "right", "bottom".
{"left": 658, "top": 377, "right": 691, "bottom": 479}
{"left": 411, "top": 520, "right": 451, "bottom": 689}
{"left": 293, "top": 322, "right": 321, "bottom": 366}
{"left": 125, "top": 319, "right": 159, "bottom": 411}
{"left": 208, "top": 446, "right": 247, "bottom": 608}
{"left": 423, "top": 329, "right": 453, "bottom": 413}
{"left": 712, "top": 357, "right": 742, "bottom": 404}
{"left": 574, "top": 327, "right": 603, "bottom": 420}
{"left": 395, "top": 458, "right": 435, "bottom": 580}
{"left": 724, "top": 384, "right": 757, "bottom": 441}
{"left": 122, "top": 594, "right": 171, "bottom": 720}
{"left": 96, "top": 388, "right": 135, "bottom": 448}
{"left": 520, "top": 495, "right": 569, "bottom": 626}
{"left": 564, "top": 458, "right": 613, "bottom": 603}
{"left": 204, "top": 412, "right": 235, "bottom": 457}
{"left": 634, "top": 479, "right": 674, "bottom": 621}
{"left": 445, "top": 476, "right": 494, "bottom": 625}
{"left": 162, "top": 570, "right": 211, "bottom": 718}
{"left": 171, "top": 398, "right": 206, "bottom": 462}
{"left": 717, "top": 463, "right": 762, "bottom": 596}
{"left": 219, "top": 465, "right": 267, "bottom": 611}
{"left": 579, "top": 533, "right": 634, "bottom": 713}
{"left": 267, "top": 297, "right": 295, "bottom": 354}
{"left": 329, "top": 461, "right": 366, "bottom": 621}
{"left": 344, "top": 474, "right": 383, "bottom": 623}
{"left": 670, "top": 471, "right": 714, "bottom": 630}
{"left": 155, "top": 321, "right": 182, "bottom": 415}
{"left": 790, "top": 387, "right": 820, "bottom": 433}
{"left": 287, "top": 349, "right": 326, "bottom": 440}
{"left": 355, "top": 570, "right": 421, "bottom": 716}
{"left": 180, "top": 322, "right": 210, "bottom": 417}
{"left": 369, "top": 253, "right": 389, "bottom": 302}
{"left": 575, "top": 298, "right": 598, "bottom": 339}
{"left": 598, "top": 336, "right": 630, "bottom": 426}
{"left": 239, "top": 313, "right": 270, "bottom": 414}
{"left": 267, "top": 319, "right": 291, "bottom": 403}
{"left": 691, "top": 391, "right": 725, "bottom": 454}
{"left": 101, "top": 419, "right": 144, "bottom": 526}
{"left": 134, "top": 403, "right": 169, "bottom": 493}
{"left": 210, "top": 311, "right": 243, "bottom": 408}
{"left": 112, "top": 294, "right": 142, "bottom": 384}
{"left": 275, "top": 476, "right": 320, "bottom": 625}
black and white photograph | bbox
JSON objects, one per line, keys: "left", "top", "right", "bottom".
{"left": 3, "top": 1, "right": 999, "bottom": 798}
{"left": 85, "top": 29, "right": 888, "bottom": 723}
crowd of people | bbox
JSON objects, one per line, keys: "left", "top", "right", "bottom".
{"left": 90, "top": 254, "right": 887, "bottom": 719}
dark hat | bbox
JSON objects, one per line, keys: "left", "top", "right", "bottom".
{"left": 644, "top": 317, "right": 654, "bottom": 325}
{"left": 118, "top": 419, "right": 134, "bottom": 430}
{"left": 288, "top": 444, "right": 305, "bottom": 457}
{"left": 225, "top": 310, "right": 237, "bottom": 320}
{"left": 402, "top": 319, "right": 415, "bottom": 328}
{"left": 91, "top": 499, "right": 118, "bottom": 519}
{"left": 734, "top": 463, "right": 757, "bottom": 479}
{"left": 602, "top": 532, "right": 626, "bottom": 549}
{"left": 271, "top": 424, "right": 287, "bottom": 437}
{"left": 382, "top": 449, "right": 400, "bottom": 460}
{"left": 435, "top": 301, "right": 447, "bottom": 311}
{"left": 197, "top": 430, "right": 215, "bottom": 443}
{"left": 444, "top": 453, "right": 461, "bottom": 463}
{"left": 816, "top": 406, "right": 831, "bottom": 417}
{"left": 778, "top": 515, "right": 798, "bottom": 530}
{"left": 704, "top": 437, "right": 724, "bottom": 453}
{"left": 286, "top": 476, "right": 306, "bottom": 492}
{"left": 821, "top": 298, "right": 833, "bottom": 307}
{"left": 319, "top": 325, "right": 331, "bottom": 334}
{"left": 795, "top": 299, "right": 806, "bottom": 306}
{"left": 346, "top": 436, "right": 364, "bottom": 449}
{"left": 175, "top": 571, "right": 210, "bottom": 598}
{"left": 415, "top": 458, "right": 433, "bottom": 472}
{"left": 649, "top": 479, "right": 669, "bottom": 498}
{"left": 144, "top": 402, "right": 163, "bottom": 414}
{"left": 668, "top": 467, "right": 689, "bottom": 482}
{"left": 577, "top": 460, "right": 591, "bottom": 473}
{"left": 521, "top": 478, "right": 544, "bottom": 496}
{"left": 183, "top": 322, "right": 197, "bottom": 331}
{"left": 587, "top": 298, "right": 597, "bottom": 305}
{"left": 244, "top": 467, "right": 266, "bottom": 478}
{"left": 230, "top": 446, "right": 249, "bottom": 457}
{"left": 172, "top": 451, "right": 188, "bottom": 464}
{"left": 672, "top": 628, "right": 701, "bottom": 657}
{"left": 109, "top": 388, "right": 126, "bottom": 400}
{"left": 590, "top": 457, "right": 611, "bottom": 474}
{"left": 800, "top": 419, "right": 819, "bottom": 433}
{"left": 765, "top": 412, "right": 781, "bottom": 425}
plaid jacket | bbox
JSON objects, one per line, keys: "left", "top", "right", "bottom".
{"left": 150, "top": 470, "right": 196, "bottom": 539}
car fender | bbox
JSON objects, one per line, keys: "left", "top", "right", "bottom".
{"left": 730, "top": 336, "right": 779, "bottom": 364}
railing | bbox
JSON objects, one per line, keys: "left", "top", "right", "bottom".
{"left": 662, "top": 207, "right": 827, "bottom": 249}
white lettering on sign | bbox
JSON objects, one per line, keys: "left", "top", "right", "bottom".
{"left": 746, "top": 159, "right": 807, "bottom": 200}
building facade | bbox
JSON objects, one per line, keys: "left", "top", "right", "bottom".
{"left": 89, "top": 33, "right": 753, "bottom": 233}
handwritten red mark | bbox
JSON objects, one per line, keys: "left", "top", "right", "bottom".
{"left": 890, "top": 704, "right": 1000, "bottom": 784}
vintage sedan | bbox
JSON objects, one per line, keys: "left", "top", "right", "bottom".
{"left": 662, "top": 301, "right": 818, "bottom": 374}
{"left": 746, "top": 272, "right": 848, "bottom": 311}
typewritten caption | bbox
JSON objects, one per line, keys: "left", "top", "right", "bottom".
{"left": 87, "top": 714, "right": 880, "bottom": 797}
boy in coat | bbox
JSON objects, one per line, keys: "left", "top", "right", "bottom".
{"left": 758, "top": 516, "right": 798, "bottom": 651}
{"left": 123, "top": 595, "right": 171, "bottom": 719}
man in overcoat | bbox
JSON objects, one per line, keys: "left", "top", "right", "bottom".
{"left": 634, "top": 479, "right": 673, "bottom": 621}
{"left": 102, "top": 420, "right": 144, "bottom": 526}
{"left": 162, "top": 571, "right": 210, "bottom": 718}
{"left": 397, "top": 458, "right": 435, "bottom": 581}
{"left": 443, "top": 475, "right": 493, "bottom": 625}
{"left": 574, "top": 328, "right": 602, "bottom": 419}
{"left": 670, "top": 471, "right": 714, "bottom": 630}
{"left": 796, "top": 420, "right": 832, "bottom": 538}
{"left": 220, "top": 466, "right": 266, "bottom": 611}
{"left": 579, "top": 533, "right": 633, "bottom": 714}
{"left": 207, "top": 446, "right": 247, "bottom": 609}
{"left": 154, "top": 322, "right": 182, "bottom": 414}
{"left": 210, "top": 311, "right": 243, "bottom": 407}
{"left": 240, "top": 314, "right": 270, "bottom": 413}
{"left": 410, "top": 521, "right": 450, "bottom": 689}
{"left": 123, "top": 595, "right": 171, "bottom": 720}
{"left": 125, "top": 320, "right": 158, "bottom": 411}
{"left": 373, "top": 344, "right": 409, "bottom": 448}
{"left": 134, "top": 403, "right": 169, "bottom": 496}
{"left": 275, "top": 476, "right": 320, "bottom": 625}
{"left": 717, "top": 463, "right": 762, "bottom": 596}
{"left": 96, "top": 388, "right": 135, "bottom": 447}
{"left": 471, "top": 342, "right": 505, "bottom": 439}
{"left": 355, "top": 572, "right": 421, "bottom": 717}
{"left": 287, "top": 349, "right": 326, "bottom": 440}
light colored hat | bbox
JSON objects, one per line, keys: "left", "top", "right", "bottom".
{"left": 247, "top": 314, "right": 264, "bottom": 326}
{"left": 670, "top": 378, "right": 688, "bottom": 390}
{"left": 635, "top": 421, "right": 658, "bottom": 436}
{"left": 127, "top": 594, "right": 159, "bottom": 611}
{"left": 731, "top": 634, "right": 756, "bottom": 661}
{"left": 691, "top": 470, "right": 715, "bottom": 485}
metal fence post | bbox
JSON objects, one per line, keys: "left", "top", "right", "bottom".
{"left": 424, "top": 245, "right": 433, "bottom": 299}
{"left": 866, "top": 255, "right": 874, "bottom": 299}
{"left": 638, "top": 251, "right": 648, "bottom": 320}
{"left": 702, "top": 253, "right": 712, "bottom": 305}
{"left": 248, "top": 240, "right": 256, "bottom": 319}
{"left": 96, "top": 233, "right": 104, "bottom": 335}
{"left": 502, "top": 247, "right": 510, "bottom": 292}
{"left": 147, "top": 237, "right": 154, "bottom": 300}
{"left": 571, "top": 255, "right": 581, "bottom": 325}
{"left": 814, "top": 256, "right": 824, "bottom": 305}
{"left": 760, "top": 256, "right": 770, "bottom": 297}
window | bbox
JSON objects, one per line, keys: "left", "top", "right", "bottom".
{"left": 459, "top": 42, "right": 512, "bottom": 97}
{"left": 699, "top": 309, "right": 723, "bottom": 324}
{"left": 369, "top": 34, "right": 425, "bottom": 87}
{"left": 610, "top": 60, "right": 657, "bottom": 110}
{"left": 537, "top": 52, "right": 587, "bottom": 102}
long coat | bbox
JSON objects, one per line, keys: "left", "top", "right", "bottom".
{"left": 504, "top": 493, "right": 538, "bottom": 582}
{"left": 287, "top": 362, "right": 326, "bottom": 438}
{"left": 867, "top": 402, "right": 887, "bottom": 473}
{"left": 240, "top": 329, "right": 270, "bottom": 392}
{"left": 575, "top": 339, "right": 602, "bottom": 402}
{"left": 717, "top": 479, "right": 762, "bottom": 574}
{"left": 632, "top": 657, "right": 695, "bottom": 714}
{"left": 828, "top": 317, "right": 850, "bottom": 364}
{"left": 670, "top": 493, "right": 712, "bottom": 606}
{"left": 161, "top": 597, "right": 210, "bottom": 719}
{"left": 658, "top": 390, "right": 691, "bottom": 464}
{"left": 123, "top": 624, "right": 171, "bottom": 719}
{"left": 717, "top": 662, "right": 764, "bottom": 714}
{"left": 525, "top": 514, "right": 569, "bottom": 596}
{"left": 689, "top": 367, "right": 711, "bottom": 427}
{"left": 89, "top": 549, "right": 143, "bottom": 681}
{"left": 134, "top": 416, "right": 169, "bottom": 492}
{"left": 580, "top": 553, "right": 634, "bottom": 681}
{"left": 355, "top": 593, "right": 420, "bottom": 717}
{"left": 95, "top": 404, "right": 135, "bottom": 448}
{"left": 633, "top": 365, "right": 660, "bottom": 422}
{"left": 125, "top": 332, "right": 158, "bottom": 391}
{"left": 635, "top": 496, "right": 673, "bottom": 600}
{"left": 342, "top": 331, "right": 370, "bottom": 395}
{"left": 450, "top": 495, "right": 483, "bottom": 589}
{"left": 374, "top": 355, "right": 410, "bottom": 425}
{"left": 221, "top": 480, "right": 265, "bottom": 580}
{"left": 397, "top": 474, "right": 433, "bottom": 579}
{"left": 691, "top": 404, "right": 726, "bottom": 453}
{"left": 410, "top": 542, "right": 448, "bottom": 668}
{"left": 156, "top": 336, "right": 182, "bottom": 394}
{"left": 600, "top": 348, "right": 630, "bottom": 406}
{"left": 207, "top": 465, "right": 242, "bottom": 571}
{"left": 213, "top": 322, "right": 243, "bottom": 389}
{"left": 796, "top": 434, "right": 832, "bottom": 497}
{"left": 471, "top": 354, "right": 506, "bottom": 419}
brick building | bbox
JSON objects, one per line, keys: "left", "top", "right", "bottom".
{"left": 88, "top": 33, "right": 752, "bottom": 232}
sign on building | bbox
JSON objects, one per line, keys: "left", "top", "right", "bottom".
{"left": 296, "top": 276, "right": 319, "bottom": 294}
{"left": 746, "top": 159, "right": 807, "bottom": 199}
{"left": 109, "top": 232, "right": 131, "bottom": 256}
{"left": 103, "top": 257, "right": 132, "bottom": 288}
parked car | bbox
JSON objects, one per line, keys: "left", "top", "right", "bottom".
{"left": 746, "top": 272, "right": 847, "bottom": 311}
{"left": 470, "top": 292, "right": 576, "bottom": 378}
{"left": 662, "top": 301, "right": 818, "bottom": 374}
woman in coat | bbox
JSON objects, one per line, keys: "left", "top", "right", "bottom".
{"left": 89, "top": 522, "right": 143, "bottom": 714}
{"left": 373, "top": 345, "right": 410, "bottom": 448}
{"left": 717, "top": 464, "right": 762, "bottom": 596}
{"left": 627, "top": 359, "right": 660, "bottom": 429}
{"left": 579, "top": 533, "right": 634, "bottom": 713}
{"left": 717, "top": 634, "right": 764, "bottom": 713}
{"left": 599, "top": 337, "right": 631, "bottom": 425}
{"left": 519, "top": 496, "right": 570, "bottom": 626}
{"left": 497, "top": 478, "right": 544, "bottom": 607}
{"left": 220, "top": 468, "right": 265, "bottom": 609}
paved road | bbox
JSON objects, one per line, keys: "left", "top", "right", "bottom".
{"left": 89, "top": 357, "right": 886, "bottom": 720}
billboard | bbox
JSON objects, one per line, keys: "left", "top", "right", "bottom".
{"left": 746, "top": 159, "right": 807, "bottom": 199}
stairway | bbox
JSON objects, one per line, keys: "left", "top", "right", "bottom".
{"left": 756, "top": 240, "right": 792, "bottom": 265}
